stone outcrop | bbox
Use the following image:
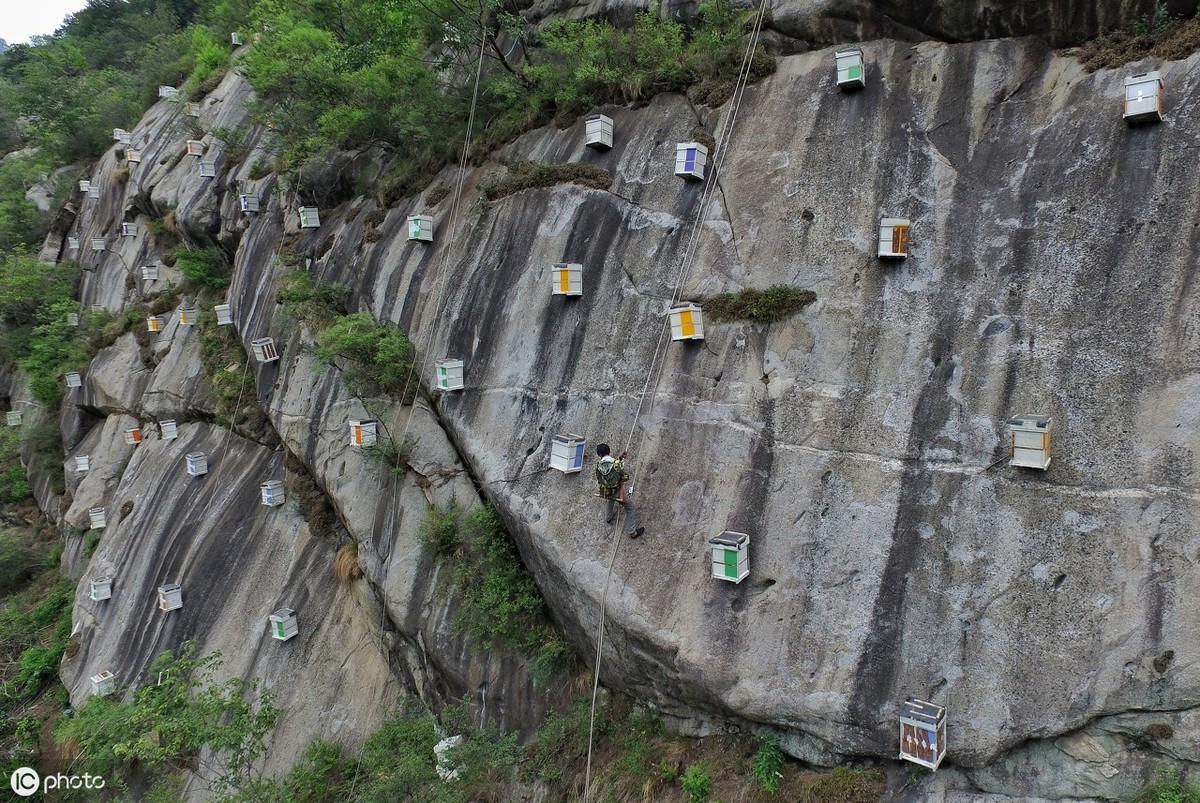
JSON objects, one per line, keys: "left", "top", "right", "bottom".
{"left": 22, "top": 25, "right": 1200, "bottom": 802}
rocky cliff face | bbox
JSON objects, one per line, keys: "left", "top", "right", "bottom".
{"left": 17, "top": 27, "right": 1200, "bottom": 802}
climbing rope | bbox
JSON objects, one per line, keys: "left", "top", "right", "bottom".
{"left": 581, "top": 2, "right": 770, "bottom": 797}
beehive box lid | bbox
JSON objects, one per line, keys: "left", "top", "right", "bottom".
{"left": 552, "top": 433, "right": 584, "bottom": 444}
{"left": 709, "top": 530, "right": 749, "bottom": 547}
{"left": 270, "top": 607, "right": 295, "bottom": 619}
{"left": 1125, "top": 71, "right": 1162, "bottom": 85}
{"left": 159, "top": 583, "right": 182, "bottom": 593}
{"left": 1007, "top": 414, "right": 1051, "bottom": 428}
{"left": 900, "top": 698, "right": 945, "bottom": 724}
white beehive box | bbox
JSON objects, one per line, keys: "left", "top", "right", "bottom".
{"left": 147, "top": 315, "right": 164, "bottom": 333}
{"left": 268, "top": 608, "right": 298, "bottom": 641}
{"left": 551, "top": 263, "right": 583, "bottom": 296}
{"left": 186, "top": 452, "right": 208, "bottom": 476}
{"left": 199, "top": 161, "right": 216, "bottom": 178}
{"left": 68, "top": 236, "right": 79, "bottom": 250}
{"left": 79, "top": 180, "right": 91, "bottom": 192}
{"left": 90, "top": 576, "right": 112, "bottom": 601}
{"left": 90, "top": 238, "right": 105, "bottom": 251}
{"left": 158, "top": 85, "right": 179, "bottom": 99}
{"left": 88, "top": 185, "right": 100, "bottom": 199}
{"left": 349, "top": 420, "right": 377, "bottom": 447}
{"left": 835, "top": 47, "right": 866, "bottom": 90}
{"left": 675, "top": 142, "right": 707, "bottom": 180}
{"left": 231, "top": 31, "right": 243, "bottom": 46}
{"left": 215, "top": 304, "right": 233, "bottom": 325}
{"left": 185, "top": 102, "right": 201, "bottom": 116}
{"left": 299, "top": 207, "right": 320, "bottom": 228}
{"left": 124, "top": 427, "right": 142, "bottom": 445}
{"left": 179, "top": 307, "right": 197, "bottom": 326}
{"left": 585, "top": 113, "right": 614, "bottom": 149}
{"left": 161, "top": 419, "right": 179, "bottom": 440}
{"left": 126, "top": 149, "right": 141, "bottom": 164}
{"left": 899, "top": 698, "right": 947, "bottom": 770}
{"left": 435, "top": 358, "right": 464, "bottom": 391}
{"left": 261, "top": 479, "right": 285, "bottom": 507}
{"left": 5, "top": 411, "right": 20, "bottom": 427}
{"left": 67, "top": 312, "right": 80, "bottom": 326}
{"left": 251, "top": 337, "right": 280, "bottom": 363}
{"left": 1124, "top": 71, "right": 1164, "bottom": 123}
{"left": 65, "top": 371, "right": 83, "bottom": 388}
{"left": 878, "top": 217, "right": 910, "bottom": 258}
{"left": 550, "top": 433, "right": 586, "bottom": 474}
{"left": 158, "top": 583, "right": 183, "bottom": 611}
{"left": 89, "top": 304, "right": 105, "bottom": 313}
{"left": 112, "top": 128, "right": 127, "bottom": 142}
{"left": 121, "top": 223, "right": 136, "bottom": 237}
{"left": 186, "top": 140, "right": 204, "bottom": 156}
{"left": 75, "top": 454, "right": 90, "bottom": 472}
{"left": 407, "top": 214, "right": 433, "bottom": 241}
{"left": 90, "top": 670, "right": 117, "bottom": 696}
{"left": 239, "top": 194, "right": 260, "bottom": 213}
{"left": 669, "top": 303, "right": 705, "bottom": 341}
{"left": 141, "top": 265, "right": 158, "bottom": 281}
{"left": 1007, "top": 414, "right": 1052, "bottom": 470}
{"left": 709, "top": 531, "right": 750, "bottom": 583}
{"left": 88, "top": 507, "right": 106, "bottom": 529}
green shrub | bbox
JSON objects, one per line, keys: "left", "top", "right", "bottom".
{"left": 752, "top": 732, "right": 784, "bottom": 792}
{"left": 1133, "top": 767, "right": 1200, "bottom": 803}
{"left": 313, "top": 312, "right": 414, "bottom": 398}
{"left": 701, "top": 285, "right": 816, "bottom": 323}
{"left": 0, "top": 465, "right": 32, "bottom": 504}
{"left": 173, "top": 246, "right": 231, "bottom": 291}
{"left": 417, "top": 501, "right": 462, "bottom": 557}
{"left": 681, "top": 762, "right": 712, "bottom": 803}
{"left": 278, "top": 271, "right": 347, "bottom": 329}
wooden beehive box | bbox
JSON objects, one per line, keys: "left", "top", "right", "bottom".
{"left": 65, "top": 371, "right": 83, "bottom": 388}
{"left": 5, "top": 411, "right": 20, "bottom": 427}
{"left": 550, "top": 434, "right": 586, "bottom": 474}
{"left": 709, "top": 531, "right": 750, "bottom": 583}
{"left": 126, "top": 149, "right": 142, "bottom": 164}
{"left": 121, "top": 223, "right": 136, "bottom": 237}
{"left": 147, "top": 315, "right": 164, "bottom": 333}
{"left": 240, "top": 195, "right": 260, "bottom": 213}
{"left": 179, "top": 307, "right": 197, "bottom": 326}
{"left": 68, "top": 236, "right": 79, "bottom": 250}
{"left": 67, "top": 312, "right": 80, "bottom": 326}
{"left": 435, "top": 358, "right": 464, "bottom": 391}
{"left": 88, "top": 185, "right": 100, "bottom": 198}
{"left": 199, "top": 160, "right": 216, "bottom": 177}
{"left": 141, "top": 265, "right": 158, "bottom": 281}
{"left": 268, "top": 608, "right": 299, "bottom": 641}
{"left": 899, "top": 698, "right": 946, "bottom": 770}
{"left": 186, "top": 140, "right": 204, "bottom": 156}
{"left": 90, "top": 670, "right": 117, "bottom": 696}
{"left": 669, "top": 303, "right": 705, "bottom": 341}
{"left": 79, "top": 180, "right": 90, "bottom": 192}
{"left": 551, "top": 263, "right": 583, "bottom": 297}
{"left": 90, "top": 237, "right": 105, "bottom": 251}
{"left": 75, "top": 454, "right": 90, "bottom": 472}
{"left": 585, "top": 113, "right": 614, "bottom": 149}
{"left": 675, "top": 142, "right": 707, "bottom": 180}
{"left": 878, "top": 217, "right": 910, "bottom": 258}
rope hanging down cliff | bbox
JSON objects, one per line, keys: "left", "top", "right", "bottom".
{"left": 581, "top": 1, "right": 771, "bottom": 797}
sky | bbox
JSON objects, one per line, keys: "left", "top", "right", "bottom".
{"left": 1, "top": 0, "right": 90, "bottom": 45}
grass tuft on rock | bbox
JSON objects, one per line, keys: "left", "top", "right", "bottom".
{"left": 701, "top": 285, "right": 816, "bottom": 324}
{"left": 482, "top": 161, "right": 612, "bottom": 201}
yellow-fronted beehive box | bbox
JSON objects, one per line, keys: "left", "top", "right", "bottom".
{"left": 878, "top": 217, "right": 910, "bottom": 258}
{"left": 669, "top": 303, "right": 704, "bottom": 341}
{"left": 551, "top": 263, "right": 582, "bottom": 297}
{"left": 349, "top": 420, "right": 377, "bottom": 447}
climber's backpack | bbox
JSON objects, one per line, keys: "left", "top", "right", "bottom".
{"left": 596, "top": 460, "right": 623, "bottom": 495}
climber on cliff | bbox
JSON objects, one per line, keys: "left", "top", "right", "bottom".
{"left": 595, "top": 443, "right": 644, "bottom": 539}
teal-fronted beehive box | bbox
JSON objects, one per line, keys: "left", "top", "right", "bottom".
{"left": 878, "top": 217, "right": 910, "bottom": 259}
{"left": 552, "top": 263, "right": 582, "bottom": 297}
{"left": 585, "top": 113, "right": 613, "bottom": 149}
{"left": 299, "top": 207, "right": 320, "bottom": 228}
{"left": 835, "top": 47, "right": 865, "bottom": 90}
{"left": 708, "top": 531, "right": 749, "bottom": 583}
{"left": 158, "top": 583, "right": 183, "bottom": 611}
{"left": 186, "top": 140, "right": 204, "bottom": 156}
{"left": 90, "top": 576, "right": 112, "bottom": 601}
{"left": 436, "top": 358, "right": 464, "bottom": 391}
{"left": 215, "top": 304, "right": 233, "bottom": 325}
{"left": 349, "top": 420, "right": 377, "bottom": 447}
{"left": 90, "top": 670, "right": 116, "bottom": 696}
{"left": 160, "top": 419, "right": 178, "bottom": 440}
{"left": 1124, "top": 71, "right": 1163, "bottom": 123}
{"left": 899, "top": 698, "right": 946, "bottom": 770}
{"left": 550, "top": 434, "right": 586, "bottom": 474}
{"left": 5, "top": 411, "right": 20, "bottom": 427}
{"left": 268, "top": 608, "right": 298, "bottom": 641}
{"left": 240, "top": 194, "right": 260, "bottom": 213}
{"left": 88, "top": 507, "right": 106, "bottom": 529}
{"left": 669, "top": 303, "right": 705, "bottom": 341}
{"left": 186, "top": 452, "right": 208, "bottom": 477}
{"left": 674, "top": 142, "right": 707, "bottom": 180}
{"left": 251, "top": 337, "right": 280, "bottom": 363}
{"left": 408, "top": 214, "right": 433, "bottom": 242}
{"left": 1007, "top": 414, "right": 1052, "bottom": 470}
{"left": 261, "top": 479, "right": 285, "bottom": 507}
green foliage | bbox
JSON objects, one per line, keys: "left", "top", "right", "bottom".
{"left": 313, "top": 311, "right": 414, "bottom": 398}
{"left": 481, "top": 161, "right": 612, "bottom": 201}
{"left": 174, "top": 245, "right": 231, "bottom": 291}
{"left": 56, "top": 641, "right": 280, "bottom": 795}
{"left": 0, "top": 575, "right": 73, "bottom": 706}
{"left": 0, "top": 527, "right": 37, "bottom": 595}
{"left": 197, "top": 315, "right": 274, "bottom": 441}
{"left": 417, "top": 501, "right": 462, "bottom": 557}
{"left": 278, "top": 270, "right": 347, "bottom": 329}
{"left": 702, "top": 285, "right": 817, "bottom": 323}
{"left": 752, "top": 732, "right": 785, "bottom": 792}
{"left": 681, "top": 762, "right": 712, "bottom": 803}
{"left": 0, "top": 154, "right": 52, "bottom": 252}
{"left": 1133, "top": 767, "right": 1200, "bottom": 803}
